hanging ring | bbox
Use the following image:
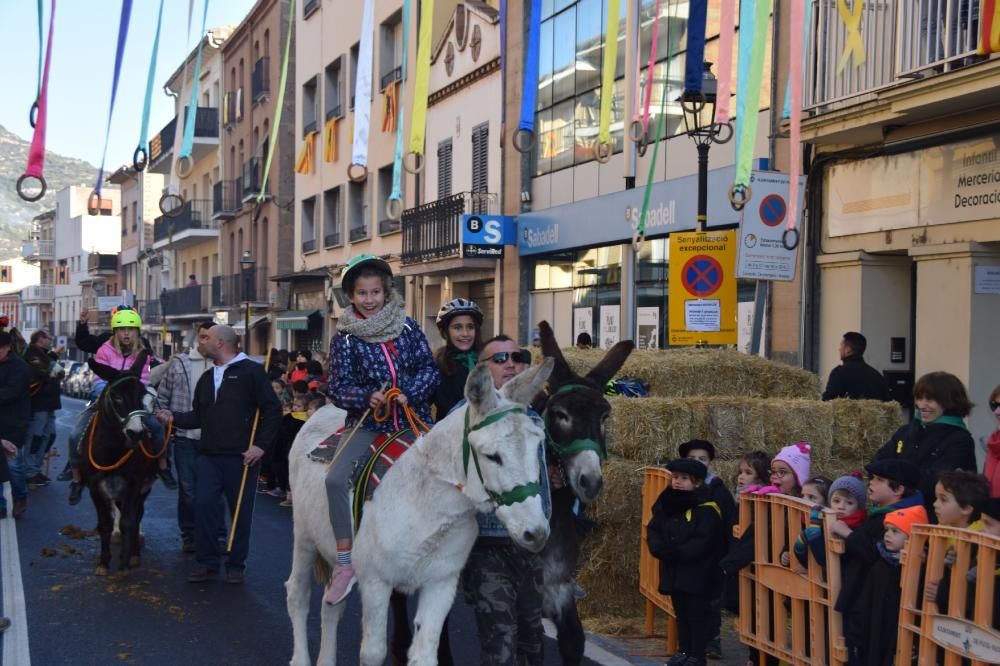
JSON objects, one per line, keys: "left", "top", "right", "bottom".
{"left": 403, "top": 151, "right": 425, "bottom": 175}
{"left": 16, "top": 174, "right": 46, "bottom": 203}
{"left": 628, "top": 120, "right": 646, "bottom": 143}
{"left": 728, "top": 184, "right": 751, "bottom": 211}
{"left": 512, "top": 128, "right": 536, "bottom": 153}
{"left": 132, "top": 146, "right": 148, "bottom": 172}
{"left": 87, "top": 190, "right": 102, "bottom": 216}
{"left": 631, "top": 228, "right": 645, "bottom": 254}
{"left": 782, "top": 227, "right": 800, "bottom": 251}
{"left": 176, "top": 155, "right": 194, "bottom": 179}
{"left": 29, "top": 100, "right": 39, "bottom": 128}
{"left": 386, "top": 197, "right": 404, "bottom": 221}
{"left": 159, "top": 193, "right": 185, "bottom": 217}
{"left": 253, "top": 200, "right": 265, "bottom": 222}
{"left": 712, "top": 121, "right": 735, "bottom": 145}
{"left": 637, "top": 131, "right": 649, "bottom": 157}
{"left": 594, "top": 141, "right": 613, "bottom": 164}
{"left": 347, "top": 163, "right": 368, "bottom": 183}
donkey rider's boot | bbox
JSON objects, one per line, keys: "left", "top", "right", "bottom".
{"left": 323, "top": 563, "right": 356, "bottom": 606}
{"left": 68, "top": 482, "right": 84, "bottom": 506}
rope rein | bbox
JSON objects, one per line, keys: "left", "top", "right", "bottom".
{"left": 373, "top": 386, "right": 430, "bottom": 436}
{"left": 86, "top": 412, "right": 172, "bottom": 473}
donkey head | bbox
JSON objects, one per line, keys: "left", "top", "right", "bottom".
{"left": 464, "top": 358, "right": 554, "bottom": 552}
{"left": 535, "top": 321, "right": 634, "bottom": 504}
{"left": 88, "top": 351, "right": 152, "bottom": 445}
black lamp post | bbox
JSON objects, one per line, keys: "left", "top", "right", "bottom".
{"left": 679, "top": 62, "right": 732, "bottom": 231}
{"left": 239, "top": 250, "right": 255, "bottom": 353}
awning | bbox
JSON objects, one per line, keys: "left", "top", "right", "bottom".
{"left": 276, "top": 309, "right": 321, "bottom": 330}
{"left": 269, "top": 268, "right": 329, "bottom": 283}
{"left": 231, "top": 315, "right": 269, "bottom": 334}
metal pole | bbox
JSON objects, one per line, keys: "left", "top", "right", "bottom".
{"left": 696, "top": 142, "right": 709, "bottom": 231}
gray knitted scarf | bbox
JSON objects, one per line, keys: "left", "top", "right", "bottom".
{"left": 336, "top": 291, "right": 407, "bottom": 343}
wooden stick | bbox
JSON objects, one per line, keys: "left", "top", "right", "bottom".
{"left": 325, "top": 382, "right": 389, "bottom": 470}
{"left": 227, "top": 348, "right": 272, "bottom": 552}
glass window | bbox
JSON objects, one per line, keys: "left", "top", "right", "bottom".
{"left": 574, "top": 89, "right": 600, "bottom": 165}
{"left": 575, "top": 0, "right": 602, "bottom": 94}
{"left": 548, "top": 98, "right": 575, "bottom": 172}
{"left": 552, "top": 8, "right": 577, "bottom": 104}
{"left": 534, "top": 108, "right": 552, "bottom": 176}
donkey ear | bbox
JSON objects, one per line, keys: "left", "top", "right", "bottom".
{"left": 585, "top": 340, "right": 635, "bottom": 387}
{"left": 465, "top": 362, "right": 498, "bottom": 416}
{"left": 538, "top": 321, "right": 575, "bottom": 385}
{"left": 88, "top": 357, "right": 119, "bottom": 382}
{"left": 502, "top": 357, "right": 554, "bottom": 406}
{"left": 129, "top": 351, "right": 149, "bottom": 375}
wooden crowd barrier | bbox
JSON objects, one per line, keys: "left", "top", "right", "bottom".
{"left": 736, "top": 493, "right": 848, "bottom": 666}
{"left": 638, "top": 466, "right": 679, "bottom": 655}
{"left": 898, "top": 524, "right": 1000, "bottom": 665}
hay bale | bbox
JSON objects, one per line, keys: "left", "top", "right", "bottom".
{"left": 829, "top": 398, "right": 906, "bottom": 472}
{"left": 548, "top": 348, "right": 821, "bottom": 400}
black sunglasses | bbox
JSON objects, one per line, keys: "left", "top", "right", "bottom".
{"left": 486, "top": 351, "right": 530, "bottom": 365}
{"left": 991, "top": 400, "right": 1000, "bottom": 411}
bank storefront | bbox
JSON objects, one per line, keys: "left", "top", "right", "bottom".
{"left": 519, "top": 166, "right": 778, "bottom": 349}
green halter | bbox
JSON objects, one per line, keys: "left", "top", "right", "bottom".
{"left": 462, "top": 407, "right": 541, "bottom": 507}
{"left": 542, "top": 383, "right": 608, "bottom": 460}
{"left": 101, "top": 375, "right": 152, "bottom": 426}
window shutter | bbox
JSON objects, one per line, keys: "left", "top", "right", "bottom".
{"left": 437, "top": 140, "right": 453, "bottom": 200}
{"left": 471, "top": 124, "right": 488, "bottom": 194}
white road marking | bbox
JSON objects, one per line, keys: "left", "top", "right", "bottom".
{"left": 542, "top": 619, "right": 632, "bottom": 666}
{"left": 1, "top": 484, "right": 31, "bottom": 666}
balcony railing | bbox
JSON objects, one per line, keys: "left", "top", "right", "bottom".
{"left": 302, "top": 239, "right": 317, "bottom": 253}
{"left": 805, "top": 0, "right": 984, "bottom": 111}
{"left": 160, "top": 285, "right": 211, "bottom": 317}
{"left": 153, "top": 199, "right": 217, "bottom": 243}
{"left": 149, "top": 107, "right": 220, "bottom": 161}
{"left": 211, "top": 265, "right": 270, "bottom": 307}
{"left": 378, "top": 218, "right": 401, "bottom": 235}
{"left": 252, "top": 57, "right": 270, "bottom": 102}
{"left": 138, "top": 299, "right": 162, "bottom": 325}
{"left": 23, "top": 284, "right": 55, "bottom": 302}
{"left": 213, "top": 180, "right": 242, "bottom": 219}
{"left": 87, "top": 253, "right": 118, "bottom": 274}
{"left": 326, "top": 103, "right": 343, "bottom": 121}
{"left": 22, "top": 239, "right": 54, "bottom": 261}
{"left": 324, "top": 232, "right": 341, "bottom": 248}
{"left": 401, "top": 192, "right": 497, "bottom": 265}
{"left": 349, "top": 225, "right": 369, "bottom": 242}
{"left": 380, "top": 66, "right": 402, "bottom": 91}
{"left": 242, "top": 157, "right": 266, "bottom": 201}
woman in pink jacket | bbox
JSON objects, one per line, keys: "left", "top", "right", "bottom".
{"left": 984, "top": 384, "right": 1000, "bottom": 496}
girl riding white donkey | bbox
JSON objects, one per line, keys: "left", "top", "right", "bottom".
{"left": 286, "top": 358, "right": 554, "bottom": 666}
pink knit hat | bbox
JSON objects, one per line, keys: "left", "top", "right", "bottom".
{"left": 773, "top": 442, "right": 811, "bottom": 487}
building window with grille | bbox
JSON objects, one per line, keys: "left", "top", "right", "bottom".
{"left": 301, "top": 196, "right": 317, "bottom": 253}
{"left": 471, "top": 123, "right": 489, "bottom": 194}
{"left": 303, "top": 76, "right": 318, "bottom": 136}
{"left": 437, "top": 139, "right": 453, "bottom": 200}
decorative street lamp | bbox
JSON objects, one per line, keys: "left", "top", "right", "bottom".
{"left": 239, "top": 250, "right": 255, "bottom": 353}
{"left": 679, "top": 62, "right": 733, "bottom": 231}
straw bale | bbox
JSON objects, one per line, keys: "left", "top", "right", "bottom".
{"left": 548, "top": 347, "right": 821, "bottom": 399}
{"left": 829, "top": 398, "right": 906, "bottom": 472}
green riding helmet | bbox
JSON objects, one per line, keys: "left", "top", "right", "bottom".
{"left": 110, "top": 306, "right": 143, "bottom": 329}
{"left": 341, "top": 254, "right": 392, "bottom": 294}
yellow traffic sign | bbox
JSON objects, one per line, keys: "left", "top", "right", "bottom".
{"left": 668, "top": 230, "right": 737, "bottom": 346}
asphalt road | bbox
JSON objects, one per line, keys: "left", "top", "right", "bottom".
{"left": 0, "top": 397, "right": 607, "bottom": 666}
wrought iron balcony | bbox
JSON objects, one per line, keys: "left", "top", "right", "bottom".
{"left": 380, "top": 66, "right": 402, "bottom": 91}
{"left": 153, "top": 199, "right": 218, "bottom": 249}
{"left": 137, "top": 299, "right": 162, "bottom": 325}
{"left": 401, "top": 192, "right": 497, "bottom": 265}
{"left": 252, "top": 57, "right": 270, "bottom": 102}
{"left": 213, "top": 180, "right": 242, "bottom": 220}
{"left": 242, "top": 157, "right": 266, "bottom": 202}
{"left": 160, "top": 285, "right": 211, "bottom": 317}
{"left": 21, "top": 239, "right": 54, "bottom": 261}
{"left": 211, "top": 265, "right": 271, "bottom": 307}
{"left": 148, "top": 107, "right": 220, "bottom": 173}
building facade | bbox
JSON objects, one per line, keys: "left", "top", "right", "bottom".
{"left": 21, "top": 210, "right": 57, "bottom": 341}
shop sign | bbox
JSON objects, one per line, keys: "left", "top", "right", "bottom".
{"left": 668, "top": 230, "right": 737, "bottom": 346}
{"left": 462, "top": 214, "right": 514, "bottom": 259}
{"left": 599, "top": 305, "right": 620, "bottom": 349}
{"left": 736, "top": 172, "right": 803, "bottom": 281}
{"left": 636, "top": 307, "right": 659, "bottom": 350}
{"left": 975, "top": 265, "right": 1000, "bottom": 294}
{"left": 574, "top": 307, "right": 592, "bottom": 344}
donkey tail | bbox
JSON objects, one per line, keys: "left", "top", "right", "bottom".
{"left": 313, "top": 557, "right": 332, "bottom": 586}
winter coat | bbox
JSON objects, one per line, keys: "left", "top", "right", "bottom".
{"left": 857, "top": 557, "right": 903, "bottom": 666}
{"left": 707, "top": 475, "right": 737, "bottom": 545}
{"left": 821, "top": 354, "right": 891, "bottom": 401}
{"left": 156, "top": 348, "right": 212, "bottom": 439}
{"left": 328, "top": 317, "right": 440, "bottom": 434}
{"left": 94, "top": 340, "right": 152, "bottom": 386}
{"left": 985, "top": 431, "right": 1000, "bottom": 496}
{"left": 0, "top": 353, "right": 32, "bottom": 447}
{"left": 23, "top": 344, "right": 62, "bottom": 413}
{"left": 646, "top": 485, "right": 725, "bottom": 596}
{"left": 874, "top": 420, "right": 976, "bottom": 519}
{"left": 432, "top": 348, "right": 476, "bottom": 419}
{"left": 75, "top": 321, "right": 152, "bottom": 356}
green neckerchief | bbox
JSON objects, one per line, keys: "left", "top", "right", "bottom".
{"left": 914, "top": 410, "right": 968, "bottom": 431}
{"left": 450, "top": 350, "right": 477, "bottom": 371}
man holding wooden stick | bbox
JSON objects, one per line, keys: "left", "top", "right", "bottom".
{"left": 156, "top": 325, "right": 281, "bottom": 584}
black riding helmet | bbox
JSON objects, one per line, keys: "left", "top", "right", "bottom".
{"left": 340, "top": 253, "right": 393, "bottom": 295}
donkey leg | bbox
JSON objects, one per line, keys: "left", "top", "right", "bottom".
{"left": 555, "top": 599, "right": 586, "bottom": 666}
{"left": 359, "top": 578, "right": 392, "bottom": 666}
{"left": 316, "top": 589, "right": 345, "bottom": 666}
{"left": 408, "top": 578, "right": 459, "bottom": 666}
{"left": 91, "top": 488, "right": 114, "bottom": 576}
{"left": 286, "top": 538, "right": 317, "bottom": 666}
{"left": 388, "top": 591, "right": 412, "bottom": 666}
{"left": 436, "top": 615, "right": 454, "bottom": 666}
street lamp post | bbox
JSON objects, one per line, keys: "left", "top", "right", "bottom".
{"left": 679, "top": 62, "right": 733, "bottom": 231}
{"left": 239, "top": 250, "right": 255, "bottom": 354}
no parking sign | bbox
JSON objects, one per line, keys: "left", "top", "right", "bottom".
{"left": 736, "top": 172, "right": 802, "bottom": 281}
{"left": 668, "top": 230, "right": 737, "bottom": 346}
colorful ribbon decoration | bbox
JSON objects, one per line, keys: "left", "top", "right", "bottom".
{"left": 596, "top": 0, "right": 621, "bottom": 161}
{"left": 405, "top": 0, "right": 431, "bottom": 172}
{"left": 295, "top": 132, "right": 317, "bottom": 175}
{"left": 257, "top": 0, "right": 295, "bottom": 210}
{"left": 513, "top": 0, "right": 541, "bottom": 153}
{"left": 17, "top": 0, "right": 55, "bottom": 203}
{"left": 731, "top": 0, "right": 771, "bottom": 208}
{"left": 93, "top": 0, "right": 133, "bottom": 207}
{"left": 135, "top": 0, "right": 165, "bottom": 171}
{"left": 977, "top": 0, "right": 1000, "bottom": 54}
{"left": 350, "top": 0, "right": 375, "bottom": 179}
{"left": 836, "top": 0, "right": 866, "bottom": 75}
{"left": 178, "top": 0, "right": 210, "bottom": 177}
{"left": 499, "top": 0, "right": 507, "bottom": 146}
{"left": 389, "top": 0, "right": 411, "bottom": 215}
{"left": 634, "top": 47, "right": 671, "bottom": 252}
{"left": 30, "top": 0, "right": 43, "bottom": 126}
{"left": 683, "top": 0, "right": 707, "bottom": 94}
{"left": 641, "top": 0, "right": 663, "bottom": 131}
{"left": 381, "top": 80, "right": 399, "bottom": 133}
{"left": 715, "top": 0, "right": 735, "bottom": 123}
{"left": 784, "top": 0, "right": 804, "bottom": 249}
{"left": 324, "top": 117, "right": 338, "bottom": 162}
{"left": 782, "top": 0, "right": 812, "bottom": 118}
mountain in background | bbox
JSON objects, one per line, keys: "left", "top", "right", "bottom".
{"left": 0, "top": 125, "right": 101, "bottom": 260}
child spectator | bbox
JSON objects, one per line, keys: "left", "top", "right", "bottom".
{"left": 646, "top": 458, "right": 725, "bottom": 666}
{"left": 735, "top": 450, "right": 770, "bottom": 496}
{"left": 933, "top": 470, "right": 990, "bottom": 531}
{"left": 793, "top": 473, "right": 867, "bottom": 568}
{"left": 289, "top": 350, "right": 312, "bottom": 384}
{"left": 271, "top": 378, "right": 290, "bottom": 403}
{"left": 858, "top": 504, "right": 929, "bottom": 665}
{"left": 801, "top": 476, "right": 833, "bottom": 507}
{"left": 678, "top": 439, "right": 735, "bottom": 659}
{"left": 306, "top": 398, "right": 325, "bottom": 418}
{"left": 832, "top": 459, "right": 923, "bottom": 663}
{"left": 291, "top": 380, "right": 310, "bottom": 402}
{"left": 754, "top": 442, "right": 811, "bottom": 497}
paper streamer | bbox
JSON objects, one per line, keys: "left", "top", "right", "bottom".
{"left": 258, "top": 0, "right": 295, "bottom": 203}
{"left": 95, "top": 0, "right": 133, "bottom": 198}
{"left": 715, "top": 0, "right": 735, "bottom": 123}
{"left": 683, "top": 0, "right": 707, "bottom": 93}
{"left": 24, "top": 0, "right": 55, "bottom": 182}
{"left": 782, "top": 0, "right": 812, "bottom": 118}
{"left": 136, "top": 0, "right": 165, "bottom": 167}
{"left": 733, "top": 0, "right": 771, "bottom": 190}
{"left": 517, "top": 0, "right": 541, "bottom": 134}
{"left": 351, "top": 0, "right": 375, "bottom": 169}
{"left": 179, "top": 0, "right": 210, "bottom": 162}
{"left": 786, "top": 0, "right": 804, "bottom": 233}
{"left": 406, "top": 0, "right": 431, "bottom": 159}
{"left": 598, "top": 0, "right": 622, "bottom": 147}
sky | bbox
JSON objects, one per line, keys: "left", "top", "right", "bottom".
{"left": 0, "top": 0, "right": 257, "bottom": 173}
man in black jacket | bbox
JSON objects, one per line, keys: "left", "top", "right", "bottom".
{"left": 0, "top": 332, "right": 32, "bottom": 518}
{"left": 22, "top": 329, "right": 64, "bottom": 487}
{"left": 822, "top": 331, "right": 890, "bottom": 401}
{"left": 157, "top": 325, "right": 281, "bottom": 584}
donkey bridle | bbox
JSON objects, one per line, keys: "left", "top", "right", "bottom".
{"left": 462, "top": 407, "right": 541, "bottom": 507}
{"left": 541, "top": 383, "right": 608, "bottom": 461}
{"left": 101, "top": 375, "right": 153, "bottom": 427}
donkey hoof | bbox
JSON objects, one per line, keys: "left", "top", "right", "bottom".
{"left": 95, "top": 565, "right": 110, "bottom": 576}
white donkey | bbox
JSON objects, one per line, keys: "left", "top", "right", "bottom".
{"left": 287, "top": 359, "right": 555, "bottom": 666}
